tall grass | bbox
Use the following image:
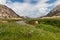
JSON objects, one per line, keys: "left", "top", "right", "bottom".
{"left": 38, "top": 18, "right": 60, "bottom": 27}
{"left": 0, "top": 18, "right": 60, "bottom": 40}
{"left": 0, "top": 22, "right": 60, "bottom": 40}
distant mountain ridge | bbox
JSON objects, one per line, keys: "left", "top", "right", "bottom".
{"left": 0, "top": 4, "right": 20, "bottom": 18}
{"left": 46, "top": 5, "right": 60, "bottom": 17}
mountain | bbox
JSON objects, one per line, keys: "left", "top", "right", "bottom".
{"left": 0, "top": 4, "right": 20, "bottom": 18}
{"left": 46, "top": 5, "right": 60, "bottom": 17}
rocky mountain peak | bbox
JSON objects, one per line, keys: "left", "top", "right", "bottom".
{"left": 46, "top": 5, "right": 60, "bottom": 17}
{"left": 0, "top": 4, "right": 20, "bottom": 18}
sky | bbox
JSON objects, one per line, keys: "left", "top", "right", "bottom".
{"left": 0, "top": 0, "right": 60, "bottom": 18}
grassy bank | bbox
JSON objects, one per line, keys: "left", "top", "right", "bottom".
{"left": 0, "top": 22, "right": 60, "bottom": 40}
{"left": 38, "top": 18, "right": 60, "bottom": 27}
{"left": 26, "top": 18, "right": 60, "bottom": 27}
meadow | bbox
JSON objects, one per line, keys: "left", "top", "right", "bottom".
{"left": 0, "top": 18, "right": 60, "bottom": 40}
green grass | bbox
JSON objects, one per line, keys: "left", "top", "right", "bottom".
{"left": 0, "top": 22, "right": 60, "bottom": 40}
{"left": 36, "top": 24, "right": 60, "bottom": 33}
{"left": 38, "top": 18, "right": 60, "bottom": 27}
{"left": 26, "top": 18, "right": 60, "bottom": 27}
{"left": 0, "top": 18, "right": 60, "bottom": 40}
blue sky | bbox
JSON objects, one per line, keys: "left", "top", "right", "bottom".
{"left": 10, "top": 0, "right": 56, "bottom": 4}
{"left": 0, "top": 0, "right": 60, "bottom": 18}
{"left": 10, "top": 0, "right": 56, "bottom": 3}
{"left": 46, "top": 0, "right": 56, "bottom": 4}
{"left": 10, "top": 0, "right": 24, "bottom": 3}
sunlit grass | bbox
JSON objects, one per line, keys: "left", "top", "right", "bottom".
{"left": 0, "top": 22, "right": 60, "bottom": 40}
{"left": 0, "top": 18, "right": 60, "bottom": 40}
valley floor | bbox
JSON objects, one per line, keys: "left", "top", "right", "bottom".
{"left": 0, "top": 21, "right": 60, "bottom": 40}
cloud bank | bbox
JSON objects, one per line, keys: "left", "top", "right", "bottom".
{"left": 0, "top": 0, "right": 60, "bottom": 18}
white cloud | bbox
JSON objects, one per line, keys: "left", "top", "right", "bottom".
{"left": 0, "top": 0, "right": 60, "bottom": 18}
{"left": 6, "top": 0, "right": 50, "bottom": 18}
{"left": 0, "top": 0, "right": 7, "bottom": 4}
{"left": 40, "top": 0, "right": 48, "bottom": 3}
{"left": 55, "top": 0, "right": 60, "bottom": 5}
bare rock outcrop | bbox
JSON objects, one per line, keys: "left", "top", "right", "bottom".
{"left": 0, "top": 4, "right": 20, "bottom": 18}
{"left": 46, "top": 5, "right": 60, "bottom": 17}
